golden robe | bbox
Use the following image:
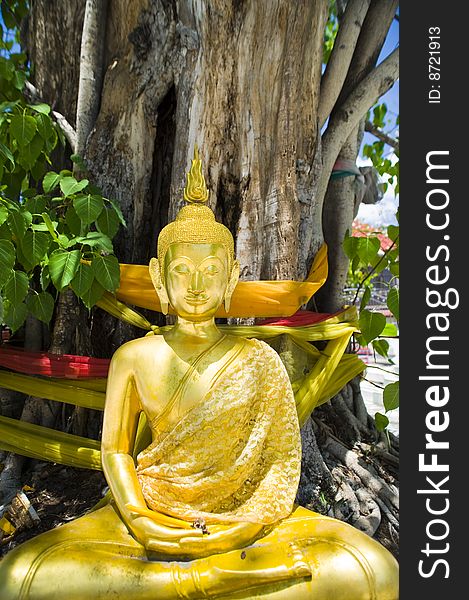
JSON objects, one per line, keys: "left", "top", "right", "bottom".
{"left": 137, "top": 338, "right": 301, "bottom": 526}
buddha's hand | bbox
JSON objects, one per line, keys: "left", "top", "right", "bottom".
{"left": 129, "top": 515, "right": 204, "bottom": 550}
{"left": 175, "top": 521, "right": 265, "bottom": 557}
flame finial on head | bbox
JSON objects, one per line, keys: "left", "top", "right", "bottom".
{"left": 156, "top": 145, "right": 235, "bottom": 268}
{"left": 183, "top": 145, "right": 209, "bottom": 203}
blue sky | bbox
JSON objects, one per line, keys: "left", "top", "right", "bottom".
{"left": 357, "top": 16, "right": 399, "bottom": 229}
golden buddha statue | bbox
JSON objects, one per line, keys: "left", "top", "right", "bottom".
{"left": 0, "top": 148, "right": 398, "bottom": 599}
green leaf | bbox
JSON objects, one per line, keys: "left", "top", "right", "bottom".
{"left": 4, "top": 270, "right": 29, "bottom": 303}
{"left": 40, "top": 212, "right": 59, "bottom": 242}
{"left": 0, "top": 205, "right": 8, "bottom": 226}
{"left": 73, "top": 194, "right": 104, "bottom": 225}
{"left": 383, "top": 382, "right": 399, "bottom": 412}
{"left": 0, "top": 296, "right": 3, "bottom": 323}
{"left": 0, "top": 140, "right": 15, "bottom": 166}
{"left": 60, "top": 177, "right": 89, "bottom": 198}
{"left": 382, "top": 323, "right": 398, "bottom": 337}
{"left": 4, "top": 301, "right": 27, "bottom": 333}
{"left": 108, "top": 198, "right": 126, "bottom": 227}
{"left": 81, "top": 278, "right": 105, "bottom": 310}
{"left": 9, "top": 114, "right": 37, "bottom": 146}
{"left": 356, "top": 237, "right": 381, "bottom": 265}
{"left": 65, "top": 206, "right": 82, "bottom": 236}
{"left": 13, "top": 70, "right": 26, "bottom": 91}
{"left": 17, "top": 134, "right": 44, "bottom": 170}
{"left": 29, "top": 103, "right": 51, "bottom": 115}
{"left": 49, "top": 249, "right": 81, "bottom": 291}
{"left": 8, "top": 209, "right": 27, "bottom": 240}
{"left": 343, "top": 235, "right": 359, "bottom": 260}
{"left": 92, "top": 254, "right": 120, "bottom": 292}
{"left": 75, "top": 232, "right": 113, "bottom": 252}
{"left": 35, "top": 113, "right": 54, "bottom": 142}
{"left": 0, "top": 239, "right": 15, "bottom": 286}
{"left": 43, "top": 171, "right": 62, "bottom": 194}
{"left": 40, "top": 264, "right": 51, "bottom": 291}
{"left": 26, "top": 291, "right": 55, "bottom": 324}
{"left": 22, "top": 230, "right": 50, "bottom": 266}
{"left": 360, "top": 287, "right": 371, "bottom": 312}
{"left": 24, "top": 195, "right": 47, "bottom": 215}
{"left": 374, "top": 412, "right": 389, "bottom": 432}
{"left": 390, "top": 261, "right": 399, "bottom": 277}
{"left": 387, "top": 225, "right": 399, "bottom": 244}
{"left": 70, "top": 154, "right": 87, "bottom": 171}
{"left": 97, "top": 208, "right": 120, "bottom": 238}
{"left": 70, "top": 263, "right": 94, "bottom": 297}
{"left": 372, "top": 339, "right": 389, "bottom": 358}
{"left": 387, "top": 287, "right": 399, "bottom": 321}
{"left": 358, "top": 309, "right": 386, "bottom": 344}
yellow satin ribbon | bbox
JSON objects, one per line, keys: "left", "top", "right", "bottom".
{"left": 114, "top": 244, "right": 328, "bottom": 317}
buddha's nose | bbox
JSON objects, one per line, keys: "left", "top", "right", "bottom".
{"left": 188, "top": 270, "right": 204, "bottom": 294}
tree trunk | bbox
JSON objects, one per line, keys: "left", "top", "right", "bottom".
{"left": 1, "top": 0, "right": 399, "bottom": 554}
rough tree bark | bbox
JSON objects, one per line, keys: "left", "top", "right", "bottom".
{"left": 1, "top": 0, "right": 399, "bottom": 553}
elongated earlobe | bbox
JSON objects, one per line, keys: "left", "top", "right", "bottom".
{"left": 149, "top": 257, "right": 169, "bottom": 315}
{"left": 224, "top": 260, "right": 240, "bottom": 313}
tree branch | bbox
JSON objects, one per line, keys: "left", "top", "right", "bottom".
{"left": 365, "top": 121, "right": 399, "bottom": 150}
{"left": 75, "top": 0, "right": 108, "bottom": 158}
{"left": 24, "top": 81, "right": 77, "bottom": 152}
{"left": 318, "top": 0, "right": 371, "bottom": 128}
{"left": 318, "top": 47, "right": 399, "bottom": 207}
{"left": 335, "top": 0, "right": 399, "bottom": 108}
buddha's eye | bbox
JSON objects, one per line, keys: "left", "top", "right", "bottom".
{"left": 172, "top": 264, "right": 190, "bottom": 274}
{"left": 204, "top": 264, "right": 219, "bottom": 275}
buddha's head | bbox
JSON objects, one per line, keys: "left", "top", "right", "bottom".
{"left": 149, "top": 146, "right": 240, "bottom": 320}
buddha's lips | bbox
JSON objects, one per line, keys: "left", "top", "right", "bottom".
{"left": 185, "top": 295, "right": 209, "bottom": 304}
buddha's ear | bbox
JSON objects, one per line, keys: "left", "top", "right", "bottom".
{"left": 149, "top": 257, "right": 169, "bottom": 315}
{"left": 224, "top": 259, "right": 240, "bottom": 313}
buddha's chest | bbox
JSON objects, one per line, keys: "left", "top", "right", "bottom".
{"left": 132, "top": 346, "right": 227, "bottom": 429}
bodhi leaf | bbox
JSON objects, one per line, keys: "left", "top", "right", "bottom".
{"left": 92, "top": 254, "right": 120, "bottom": 292}
{"left": 9, "top": 114, "right": 37, "bottom": 146}
{"left": 356, "top": 237, "right": 381, "bottom": 264}
{"left": 372, "top": 339, "right": 389, "bottom": 358}
{"left": 70, "top": 263, "right": 94, "bottom": 297}
{"left": 81, "top": 278, "right": 105, "bottom": 310}
{"left": 49, "top": 249, "right": 81, "bottom": 290}
{"left": 0, "top": 239, "right": 15, "bottom": 286}
{"left": 374, "top": 412, "right": 389, "bottom": 432}
{"left": 343, "top": 235, "right": 359, "bottom": 260}
{"left": 22, "top": 230, "right": 50, "bottom": 266}
{"left": 43, "top": 171, "right": 61, "bottom": 194}
{"left": 360, "top": 287, "right": 371, "bottom": 312}
{"left": 97, "top": 208, "right": 120, "bottom": 239}
{"left": 65, "top": 206, "right": 82, "bottom": 236}
{"left": 383, "top": 382, "right": 399, "bottom": 412}
{"left": 60, "top": 177, "right": 89, "bottom": 198}
{"left": 0, "top": 140, "right": 15, "bottom": 166}
{"left": 74, "top": 232, "right": 113, "bottom": 253}
{"left": 387, "top": 287, "right": 399, "bottom": 321}
{"left": 26, "top": 291, "right": 55, "bottom": 324}
{"left": 17, "top": 134, "right": 44, "bottom": 170}
{"left": 4, "top": 301, "right": 27, "bottom": 333}
{"left": 8, "top": 209, "right": 28, "bottom": 239}
{"left": 29, "top": 103, "right": 51, "bottom": 115}
{"left": 73, "top": 194, "right": 104, "bottom": 225}
{"left": 358, "top": 309, "right": 386, "bottom": 345}
{"left": 4, "top": 270, "right": 29, "bottom": 304}
{"left": 0, "top": 206, "right": 8, "bottom": 226}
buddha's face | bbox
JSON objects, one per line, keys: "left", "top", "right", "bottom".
{"left": 163, "top": 243, "right": 231, "bottom": 320}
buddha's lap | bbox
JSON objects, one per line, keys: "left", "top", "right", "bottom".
{"left": 0, "top": 503, "right": 398, "bottom": 600}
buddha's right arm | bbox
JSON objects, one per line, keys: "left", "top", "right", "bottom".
{"left": 101, "top": 346, "right": 203, "bottom": 547}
